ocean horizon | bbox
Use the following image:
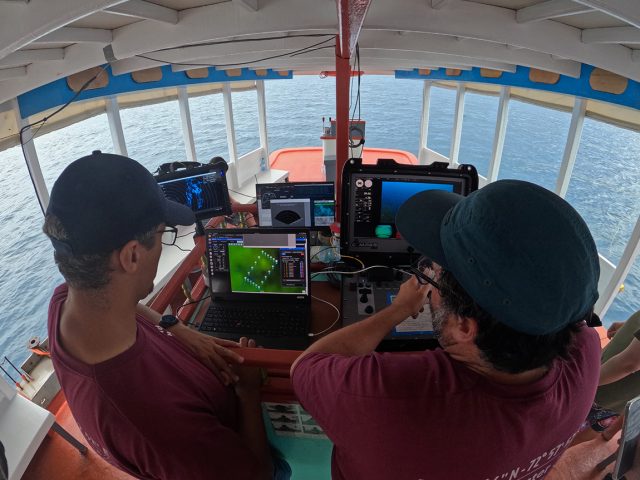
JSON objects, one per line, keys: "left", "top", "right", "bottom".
{"left": 1, "top": 74, "right": 639, "bottom": 381}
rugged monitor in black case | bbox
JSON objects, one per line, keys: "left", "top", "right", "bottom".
{"left": 340, "top": 158, "right": 478, "bottom": 265}
{"left": 155, "top": 164, "right": 232, "bottom": 221}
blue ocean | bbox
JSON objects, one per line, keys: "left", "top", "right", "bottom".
{"left": 1, "top": 75, "right": 640, "bottom": 381}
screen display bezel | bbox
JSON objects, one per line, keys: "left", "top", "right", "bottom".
{"left": 205, "top": 228, "right": 311, "bottom": 304}
{"left": 155, "top": 164, "right": 233, "bottom": 220}
{"left": 256, "top": 181, "right": 335, "bottom": 231}
{"left": 340, "top": 159, "right": 478, "bottom": 265}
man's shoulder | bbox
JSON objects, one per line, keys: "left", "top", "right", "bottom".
{"left": 572, "top": 324, "right": 602, "bottom": 358}
{"left": 293, "top": 349, "right": 464, "bottom": 398}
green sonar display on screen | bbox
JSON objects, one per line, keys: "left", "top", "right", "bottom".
{"left": 228, "top": 245, "right": 305, "bottom": 294}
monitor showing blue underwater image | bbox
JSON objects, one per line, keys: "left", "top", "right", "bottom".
{"left": 343, "top": 166, "right": 476, "bottom": 261}
{"left": 380, "top": 181, "right": 454, "bottom": 224}
{"left": 156, "top": 165, "right": 232, "bottom": 220}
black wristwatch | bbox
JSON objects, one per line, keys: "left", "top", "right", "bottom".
{"left": 159, "top": 314, "right": 179, "bottom": 330}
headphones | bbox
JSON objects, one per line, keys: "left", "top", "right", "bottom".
{"left": 155, "top": 156, "right": 229, "bottom": 175}
{"left": 155, "top": 161, "right": 204, "bottom": 175}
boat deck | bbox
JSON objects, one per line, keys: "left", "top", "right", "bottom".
{"left": 23, "top": 400, "right": 133, "bottom": 480}
{"left": 269, "top": 147, "right": 418, "bottom": 182}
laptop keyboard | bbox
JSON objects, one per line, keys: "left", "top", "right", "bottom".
{"left": 200, "top": 304, "right": 308, "bottom": 337}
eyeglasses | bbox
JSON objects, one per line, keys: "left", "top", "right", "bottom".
{"left": 408, "top": 256, "right": 443, "bottom": 291}
{"left": 158, "top": 226, "right": 178, "bottom": 246}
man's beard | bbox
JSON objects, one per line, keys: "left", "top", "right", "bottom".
{"left": 430, "top": 302, "right": 453, "bottom": 347}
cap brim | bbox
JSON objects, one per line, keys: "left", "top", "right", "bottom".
{"left": 163, "top": 198, "right": 196, "bottom": 226}
{"left": 395, "top": 189, "right": 463, "bottom": 268}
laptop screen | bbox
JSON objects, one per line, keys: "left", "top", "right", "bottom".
{"left": 206, "top": 229, "right": 310, "bottom": 297}
{"left": 256, "top": 182, "right": 335, "bottom": 230}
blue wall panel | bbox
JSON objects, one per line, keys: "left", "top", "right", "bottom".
{"left": 396, "top": 64, "right": 640, "bottom": 110}
{"left": 18, "top": 65, "right": 292, "bottom": 119}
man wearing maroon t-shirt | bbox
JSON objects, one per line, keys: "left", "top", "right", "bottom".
{"left": 43, "top": 152, "right": 280, "bottom": 479}
{"left": 292, "top": 180, "right": 601, "bottom": 480}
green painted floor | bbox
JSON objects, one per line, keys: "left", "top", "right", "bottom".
{"left": 263, "top": 409, "right": 333, "bottom": 479}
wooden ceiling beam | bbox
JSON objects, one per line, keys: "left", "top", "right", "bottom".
{"left": 517, "top": 0, "right": 592, "bottom": 23}
{"left": 32, "top": 27, "right": 113, "bottom": 44}
{"left": 0, "top": 48, "right": 64, "bottom": 67}
{"left": 0, "top": 0, "right": 126, "bottom": 60}
{"left": 232, "top": 0, "right": 259, "bottom": 12}
{"left": 582, "top": 26, "right": 640, "bottom": 43}
{"left": 105, "top": 0, "right": 179, "bottom": 24}
{"left": 0, "top": 66, "right": 27, "bottom": 81}
{"left": 572, "top": 0, "right": 640, "bottom": 29}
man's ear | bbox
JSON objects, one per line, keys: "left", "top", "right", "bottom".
{"left": 450, "top": 315, "right": 479, "bottom": 344}
{"left": 115, "top": 240, "right": 141, "bottom": 273}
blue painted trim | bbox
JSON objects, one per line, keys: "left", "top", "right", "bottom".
{"left": 17, "top": 65, "right": 292, "bottom": 119}
{"left": 395, "top": 64, "right": 640, "bottom": 111}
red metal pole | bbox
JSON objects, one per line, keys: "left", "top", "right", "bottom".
{"left": 334, "top": 37, "right": 351, "bottom": 221}
{"left": 334, "top": 0, "right": 371, "bottom": 222}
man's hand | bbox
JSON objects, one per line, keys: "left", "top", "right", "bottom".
{"left": 391, "top": 276, "right": 431, "bottom": 321}
{"left": 169, "top": 322, "right": 244, "bottom": 385}
{"left": 607, "top": 322, "right": 625, "bottom": 339}
{"left": 602, "top": 415, "right": 624, "bottom": 441}
{"left": 232, "top": 337, "right": 263, "bottom": 401}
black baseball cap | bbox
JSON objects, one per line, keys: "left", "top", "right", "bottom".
{"left": 396, "top": 180, "right": 600, "bottom": 335}
{"left": 46, "top": 151, "right": 195, "bottom": 255}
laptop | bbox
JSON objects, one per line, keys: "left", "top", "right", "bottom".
{"left": 199, "top": 228, "right": 311, "bottom": 349}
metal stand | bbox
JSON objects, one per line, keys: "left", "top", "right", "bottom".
{"left": 51, "top": 422, "right": 88, "bottom": 455}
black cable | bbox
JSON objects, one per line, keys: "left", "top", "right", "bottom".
{"left": 18, "top": 65, "right": 109, "bottom": 214}
{"left": 176, "top": 293, "right": 211, "bottom": 318}
{"left": 167, "top": 243, "right": 192, "bottom": 252}
{"left": 152, "top": 33, "right": 335, "bottom": 54}
{"left": 310, "top": 246, "right": 336, "bottom": 263}
{"left": 136, "top": 37, "right": 335, "bottom": 69}
{"left": 288, "top": 44, "right": 334, "bottom": 57}
{"left": 19, "top": 65, "right": 108, "bottom": 148}
{"left": 227, "top": 188, "right": 256, "bottom": 200}
{"left": 177, "top": 230, "right": 196, "bottom": 238}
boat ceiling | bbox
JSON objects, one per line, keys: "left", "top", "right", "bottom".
{"left": 1, "top": 0, "right": 640, "bottom": 105}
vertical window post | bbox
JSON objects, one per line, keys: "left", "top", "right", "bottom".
{"left": 177, "top": 86, "right": 197, "bottom": 163}
{"left": 418, "top": 80, "right": 432, "bottom": 165}
{"left": 449, "top": 83, "right": 466, "bottom": 167}
{"left": 106, "top": 96, "right": 128, "bottom": 157}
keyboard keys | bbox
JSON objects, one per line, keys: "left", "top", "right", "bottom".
{"left": 200, "top": 304, "right": 307, "bottom": 337}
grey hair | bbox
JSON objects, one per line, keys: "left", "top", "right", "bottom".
{"left": 43, "top": 214, "right": 157, "bottom": 290}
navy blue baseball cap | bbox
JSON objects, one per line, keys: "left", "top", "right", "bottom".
{"left": 396, "top": 180, "right": 600, "bottom": 335}
{"left": 46, "top": 151, "right": 195, "bottom": 255}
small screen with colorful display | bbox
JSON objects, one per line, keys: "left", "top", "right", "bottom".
{"left": 207, "top": 230, "right": 309, "bottom": 296}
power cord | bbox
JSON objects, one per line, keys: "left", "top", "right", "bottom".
{"left": 175, "top": 293, "right": 211, "bottom": 318}
{"left": 308, "top": 295, "right": 341, "bottom": 337}
{"left": 311, "top": 265, "right": 413, "bottom": 280}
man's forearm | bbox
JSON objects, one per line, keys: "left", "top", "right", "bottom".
{"left": 600, "top": 339, "right": 640, "bottom": 386}
{"left": 292, "top": 304, "right": 411, "bottom": 371}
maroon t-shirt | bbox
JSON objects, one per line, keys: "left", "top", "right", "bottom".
{"left": 48, "top": 284, "right": 260, "bottom": 480}
{"left": 292, "top": 325, "right": 600, "bottom": 480}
